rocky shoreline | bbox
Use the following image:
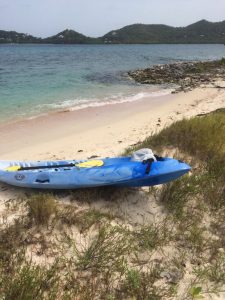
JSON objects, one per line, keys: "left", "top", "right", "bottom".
{"left": 128, "top": 59, "right": 225, "bottom": 93}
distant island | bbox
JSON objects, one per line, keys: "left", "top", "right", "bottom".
{"left": 1, "top": 19, "right": 225, "bottom": 44}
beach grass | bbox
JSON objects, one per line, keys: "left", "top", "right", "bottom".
{"left": 27, "top": 193, "right": 57, "bottom": 226}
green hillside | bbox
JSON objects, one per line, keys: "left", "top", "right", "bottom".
{"left": 102, "top": 24, "right": 178, "bottom": 44}
{"left": 0, "top": 30, "right": 41, "bottom": 44}
{"left": 1, "top": 20, "right": 225, "bottom": 44}
{"left": 183, "top": 19, "right": 225, "bottom": 43}
{"left": 43, "top": 29, "right": 100, "bottom": 44}
{"left": 102, "top": 20, "right": 225, "bottom": 44}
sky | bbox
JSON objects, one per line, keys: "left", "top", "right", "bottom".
{"left": 0, "top": 0, "right": 225, "bottom": 38}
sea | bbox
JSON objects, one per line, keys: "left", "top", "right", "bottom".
{"left": 0, "top": 44, "right": 224, "bottom": 123}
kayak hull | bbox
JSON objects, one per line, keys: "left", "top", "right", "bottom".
{"left": 0, "top": 157, "right": 191, "bottom": 189}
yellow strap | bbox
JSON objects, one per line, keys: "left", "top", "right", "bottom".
{"left": 76, "top": 160, "right": 104, "bottom": 168}
{"left": 5, "top": 165, "right": 20, "bottom": 172}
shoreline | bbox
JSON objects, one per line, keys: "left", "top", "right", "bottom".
{"left": 0, "top": 84, "right": 225, "bottom": 161}
{"left": 0, "top": 87, "right": 173, "bottom": 128}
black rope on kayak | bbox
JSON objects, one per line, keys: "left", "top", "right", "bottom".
{"left": 154, "top": 154, "right": 164, "bottom": 161}
{"left": 142, "top": 158, "right": 155, "bottom": 175}
{"left": 19, "top": 163, "right": 75, "bottom": 171}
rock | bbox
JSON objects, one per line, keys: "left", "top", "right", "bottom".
{"left": 128, "top": 59, "right": 225, "bottom": 93}
{"left": 218, "top": 248, "right": 225, "bottom": 253}
{"left": 88, "top": 155, "right": 99, "bottom": 159}
{"left": 215, "top": 85, "right": 225, "bottom": 89}
{"left": 160, "top": 268, "right": 183, "bottom": 284}
{"left": 130, "top": 141, "right": 141, "bottom": 147}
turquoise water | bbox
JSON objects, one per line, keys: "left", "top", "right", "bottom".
{"left": 0, "top": 44, "right": 224, "bottom": 123}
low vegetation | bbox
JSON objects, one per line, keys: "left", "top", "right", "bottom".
{"left": 27, "top": 193, "right": 57, "bottom": 226}
{"left": 0, "top": 109, "right": 225, "bottom": 299}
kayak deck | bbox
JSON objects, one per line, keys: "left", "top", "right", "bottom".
{"left": 0, "top": 157, "right": 191, "bottom": 189}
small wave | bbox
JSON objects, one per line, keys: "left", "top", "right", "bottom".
{"left": 38, "top": 88, "right": 174, "bottom": 113}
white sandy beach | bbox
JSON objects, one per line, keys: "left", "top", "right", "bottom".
{"left": 0, "top": 84, "right": 225, "bottom": 162}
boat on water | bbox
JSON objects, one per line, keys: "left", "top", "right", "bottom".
{"left": 0, "top": 149, "right": 191, "bottom": 189}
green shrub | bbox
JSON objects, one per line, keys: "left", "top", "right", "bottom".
{"left": 119, "top": 267, "right": 171, "bottom": 300}
{"left": 0, "top": 260, "right": 60, "bottom": 300}
{"left": 74, "top": 225, "right": 131, "bottom": 273}
{"left": 27, "top": 193, "right": 56, "bottom": 226}
{"left": 133, "top": 221, "right": 172, "bottom": 251}
{"left": 0, "top": 219, "right": 27, "bottom": 266}
{"left": 58, "top": 205, "right": 112, "bottom": 232}
{"left": 220, "top": 57, "right": 225, "bottom": 65}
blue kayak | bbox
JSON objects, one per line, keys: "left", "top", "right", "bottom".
{"left": 0, "top": 154, "right": 191, "bottom": 189}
